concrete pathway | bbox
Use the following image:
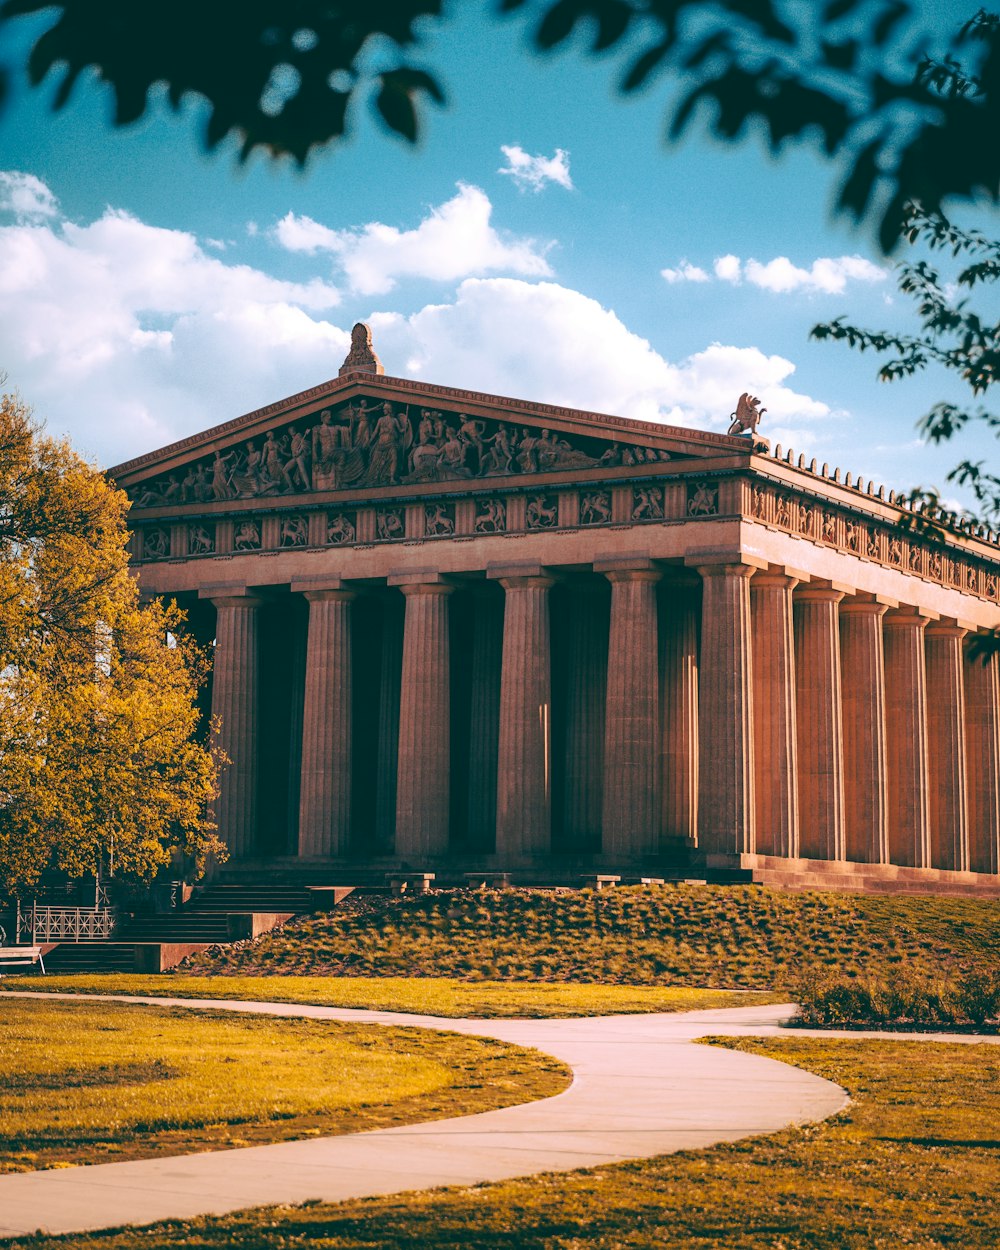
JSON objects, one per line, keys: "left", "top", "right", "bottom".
{"left": 0, "top": 991, "right": 985, "bottom": 1239}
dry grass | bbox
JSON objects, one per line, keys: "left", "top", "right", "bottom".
{"left": 0, "top": 998, "right": 568, "bottom": 1172}
{"left": 173, "top": 884, "right": 1000, "bottom": 987}
{"left": 1, "top": 977, "right": 777, "bottom": 1017}
{"left": 7, "top": 1036, "right": 999, "bottom": 1248}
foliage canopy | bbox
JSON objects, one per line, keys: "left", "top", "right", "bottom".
{"left": 0, "top": 388, "right": 223, "bottom": 895}
{"left": 0, "top": 1, "right": 996, "bottom": 249}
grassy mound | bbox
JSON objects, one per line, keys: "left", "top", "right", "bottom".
{"left": 0, "top": 998, "right": 568, "bottom": 1172}
{"left": 177, "top": 884, "right": 1000, "bottom": 988}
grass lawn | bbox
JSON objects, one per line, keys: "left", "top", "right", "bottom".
{"left": 165, "top": 884, "right": 1000, "bottom": 988}
{"left": 0, "top": 976, "right": 779, "bottom": 1017}
{"left": 0, "top": 998, "right": 568, "bottom": 1173}
{"left": 10, "top": 1037, "right": 998, "bottom": 1249}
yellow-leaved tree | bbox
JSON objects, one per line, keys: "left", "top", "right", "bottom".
{"left": 0, "top": 385, "right": 225, "bottom": 896}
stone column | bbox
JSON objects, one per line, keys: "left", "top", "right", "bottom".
{"left": 297, "top": 590, "right": 355, "bottom": 858}
{"left": 965, "top": 642, "right": 1000, "bottom": 875}
{"left": 393, "top": 578, "right": 453, "bottom": 859}
{"left": 208, "top": 592, "right": 263, "bottom": 859}
{"left": 561, "top": 581, "right": 608, "bottom": 853}
{"left": 883, "top": 609, "right": 931, "bottom": 867}
{"left": 751, "top": 572, "right": 800, "bottom": 858}
{"left": 466, "top": 587, "right": 503, "bottom": 852}
{"left": 925, "top": 622, "right": 970, "bottom": 871}
{"left": 793, "top": 585, "right": 847, "bottom": 861}
{"left": 374, "top": 593, "right": 404, "bottom": 852}
{"left": 601, "top": 566, "right": 661, "bottom": 857}
{"left": 839, "top": 598, "right": 890, "bottom": 864}
{"left": 493, "top": 571, "right": 554, "bottom": 860}
{"left": 694, "top": 561, "right": 756, "bottom": 856}
{"left": 660, "top": 581, "right": 699, "bottom": 843}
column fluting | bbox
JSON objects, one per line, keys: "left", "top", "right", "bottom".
{"left": 394, "top": 582, "right": 453, "bottom": 859}
{"left": 297, "top": 590, "right": 355, "bottom": 858}
{"left": 965, "top": 642, "right": 1000, "bottom": 875}
{"left": 210, "top": 593, "right": 263, "bottom": 859}
{"left": 925, "top": 622, "right": 970, "bottom": 871}
{"left": 602, "top": 569, "right": 661, "bottom": 858}
{"left": 374, "top": 594, "right": 404, "bottom": 853}
{"left": 751, "top": 572, "right": 800, "bottom": 858}
{"left": 839, "top": 598, "right": 890, "bottom": 864}
{"left": 495, "top": 575, "right": 554, "bottom": 860}
{"left": 466, "top": 588, "right": 503, "bottom": 853}
{"left": 659, "top": 581, "right": 699, "bottom": 843}
{"left": 793, "top": 586, "right": 847, "bottom": 861}
{"left": 561, "top": 581, "right": 608, "bottom": 853}
{"left": 695, "top": 562, "right": 755, "bottom": 855}
{"left": 883, "top": 609, "right": 931, "bottom": 867}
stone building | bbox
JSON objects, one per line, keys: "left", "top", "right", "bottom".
{"left": 110, "top": 326, "right": 1000, "bottom": 895}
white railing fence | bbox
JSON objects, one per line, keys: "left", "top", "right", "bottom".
{"left": 17, "top": 905, "right": 118, "bottom": 943}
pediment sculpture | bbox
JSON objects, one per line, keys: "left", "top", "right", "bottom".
{"left": 127, "top": 397, "right": 675, "bottom": 508}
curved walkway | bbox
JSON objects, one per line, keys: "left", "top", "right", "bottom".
{"left": 0, "top": 991, "right": 978, "bottom": 1240}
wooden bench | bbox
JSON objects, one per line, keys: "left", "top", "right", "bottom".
{"left": 0, "top": 946, "right": 46, "bottom": 976}
{"left": 579, "top": 874, "right": 621, "bottom": 891}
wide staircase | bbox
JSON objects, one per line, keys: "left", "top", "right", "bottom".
{"left": 39, "top": 881, "right": 349, "bottom": 975}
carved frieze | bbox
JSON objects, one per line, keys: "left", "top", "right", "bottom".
{"left": 632, "top": 485, "right": 665, "bottom": 521}
{"left": 126, "top": 395, "right": 672, "bottom": 510}
{"left": 327, "top": 512, "right": 357, "bottom": 545}
{"left": 580, "top": 490, "right": 612, "bottom": 525}
{"left": 234, "top": 519, "right": 262, "bottom": 551}
{"left": 375, "top": 507, "right": 405, "bottom": 542}
{"left": 188, "top": 523, "right": 215, "bottom": 556}
{"left": 473, "top": 498, "right": 506, "bottom": 533}
{"left": 526, "top": 494, "right": 558, "bottom": 530}
{"left": 279, "top": 515, "right": 309, "bottom": 548}
{"left": 424, "top": 502, "right": 456, "bottom": 537}
{"left": 143, "top": 526, "right": 170, "bottom": 559}
{"left": 687, "top": 481, "right": 718, "bottom": 516}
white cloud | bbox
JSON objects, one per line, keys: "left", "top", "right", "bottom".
{"left": 497, "top": 145, "right": 574, "bottom": 192}
{"left": 714, "top": 254, "right": 742, "bottom": 282}
{"left": 0, "top": 171, "right": 58, "bottom": 220}
{"left": 274, "top": 184, "right": 552, "bottom": 295}
{"left": 370, "top": 278, "right": 829, "bottom": 432}
{"left": 744, "top": 255, "right": 885, "bottom": 294}
{"left": 670, "top": 252, "right": 886, "bottom": 293}
{"left": 661, "top": 261, "right": 710, "bottom": 284}
{"left": 0, "top": 179, "right": 346, "bottom": 463}
{"left": 1, "top": 174, "right": 831, "bottom": 470}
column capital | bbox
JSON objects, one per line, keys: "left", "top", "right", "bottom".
{"left": 397, "top": 581, "right": 455, "bottom": 598}
{"left": 602, "top": 567, "right": 662, "bottom": 585}
{"left": 302, "top": 588, "right": 358, "bottom": 604}
{"left": 686, "top": 550, "right": 768, "bottom": 575}
{"left": 592, "top": 551, "right": 654, "bottom": 574}
{"left": 387, "top": 569, "right": 453, "bottom": 589}
{"left": 884, "top": 606, "right": 937, "bottom": 629}
{"left": 840, "top": 593, "right": 895, "bottom": 617}
{"left": 291, "top": 574, "right": 348, "bottom": 594}
{"left": 925, "top": 619, "right": 971, "bottom": 639}
{"left": 794, "top": 584, "right": 848, "bottom": 605}
{"left": 200, "top": 582, "right": 263, "bottom": 604}
{"left": 206, "top": 591, "right": 266, "bottom": 610}
{"left": 696, "top": 562, "right": 757, "bottom": 581}
{"left": 487, "top": 560, "right": 554, "bottom": 582}
{"left": 752, "top": 570, "right": 802, "bottom": 591}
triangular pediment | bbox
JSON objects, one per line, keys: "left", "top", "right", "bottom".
{"left": 111, "top": 371, "right": 748, "bottom": 511}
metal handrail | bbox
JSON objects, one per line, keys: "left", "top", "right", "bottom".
{"left": 21, "top": 905, "right": 118, "bottom": 943}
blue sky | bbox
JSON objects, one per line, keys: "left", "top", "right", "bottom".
{"left": 0, "top": 0, "right": 991, "bottom": 507}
